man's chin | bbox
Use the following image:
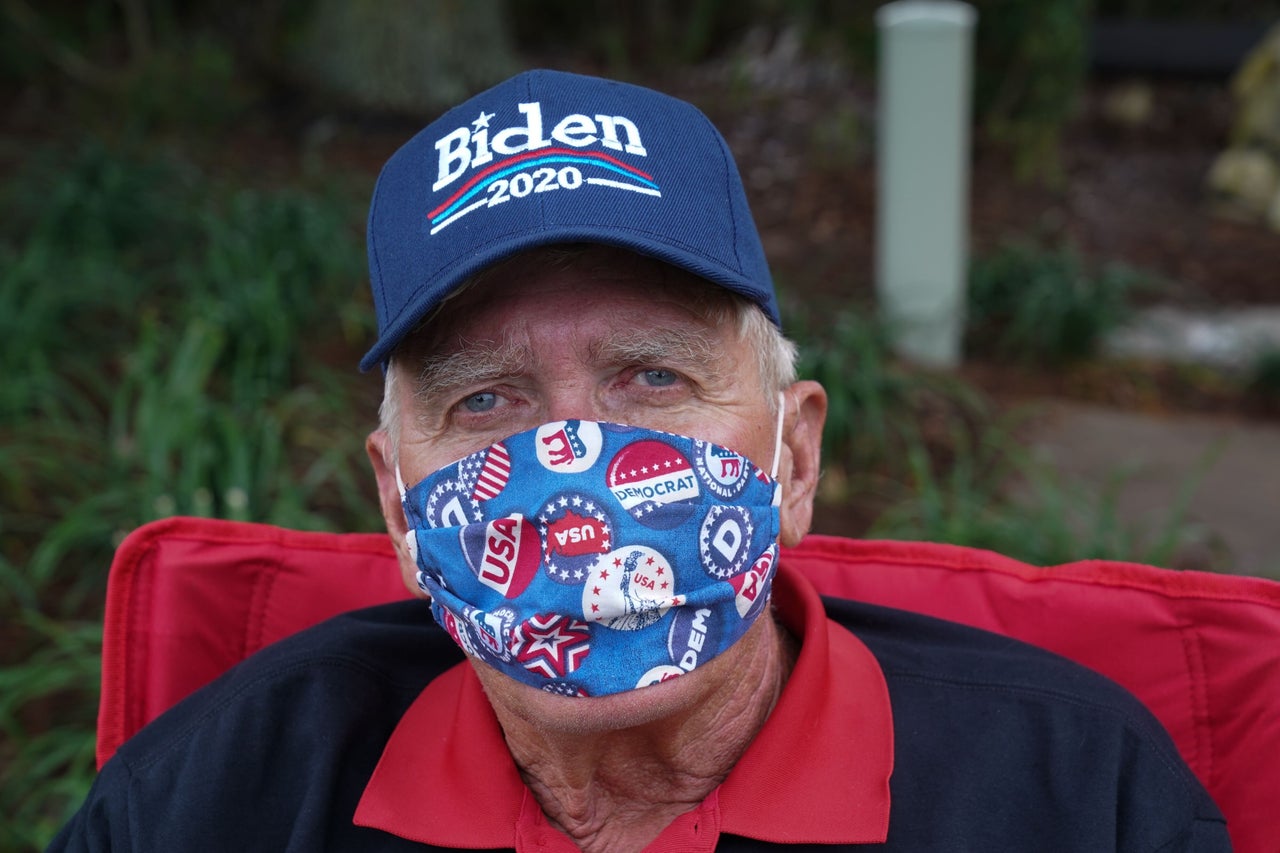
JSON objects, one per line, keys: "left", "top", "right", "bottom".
{"left": 469, "top": 658, "right": 714, "bottom": 735}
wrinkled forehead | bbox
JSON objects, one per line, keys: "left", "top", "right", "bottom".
{"left": 394, "top": 244, "right": 741, "bottom": 361}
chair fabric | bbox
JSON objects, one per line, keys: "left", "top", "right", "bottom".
{"left": 98, "top": 516, "right": 1280, "bottom": 852}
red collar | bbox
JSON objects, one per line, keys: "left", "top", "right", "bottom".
{"left": 354, "top": 562, "right": 893, "bottom": 849}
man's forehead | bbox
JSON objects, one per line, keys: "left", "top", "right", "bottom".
{"left": 401, "top": 246, "right": 734, "bottom": 357}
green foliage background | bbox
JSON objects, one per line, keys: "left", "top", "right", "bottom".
{"left": 0, "top": 139, "right": 381, "bottom": 846}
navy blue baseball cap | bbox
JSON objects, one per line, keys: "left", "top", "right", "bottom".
{"left": 360, "top": 69, "right": 779, "bottom": 371}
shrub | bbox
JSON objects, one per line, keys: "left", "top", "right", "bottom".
{"left": 966, "top": 240, "right": 1141, "bottom": 365}
{"left": 0, "top": 140, "right": 379, "bottom": 849}
{"left": 971, "top": 0, "right": 1094, "bottom": 183}
{"left": 789, "top": 300, "right": 987, "bottom": 505}
{"left": 1245, "top": 347, "right": 1280, "bottom": 415}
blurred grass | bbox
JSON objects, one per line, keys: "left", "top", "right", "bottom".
{"left": 0, "top": 139, "right": 381, "bottom": 849}
{"left": 791, "top": 296, "right": 1209, "bottom": 569}
{"left": 867, "top": 413, "right": 1214, "bottom": 568}
{"left": 965, "top": 239, "right": 1145, "bottom": 366}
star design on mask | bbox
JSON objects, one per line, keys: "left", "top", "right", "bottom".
{"left": 472, "top": 110, "right": 495, "bottom": 131}
{"left": 422, "top": 478, "right": 483, "bottom": 527}
{"left": 512, "top": 613, "right": 591, "bottom": 678}
{"left": 541, "top": 681, "right": 588, "bottom": 698}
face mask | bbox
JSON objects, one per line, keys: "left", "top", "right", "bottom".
{"left": 398, "top": 409, "right": 784, "bottom": 697}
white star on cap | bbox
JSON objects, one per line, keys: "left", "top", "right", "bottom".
{"left": 472, "top": 111, "right": 495, "bottom": 131}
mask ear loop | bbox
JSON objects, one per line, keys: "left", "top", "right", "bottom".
{"left": 394, "top": 464, "right": 407, "bottom": 501}
{"left": 769, "top": 391, "right": 785, "bottom": 480}
{"left": 392, "top": 463, "right": 422, "bottom": 572}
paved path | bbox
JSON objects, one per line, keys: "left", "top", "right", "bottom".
{"left": 1028, "top": 401, "right": 1280, "bottom": 579}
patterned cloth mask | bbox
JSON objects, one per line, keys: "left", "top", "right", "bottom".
{"left": 399, "top": 414, "right": 784, "bottom": 697}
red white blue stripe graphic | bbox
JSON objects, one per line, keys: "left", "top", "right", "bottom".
{"left": 471, "top": 443, "right": 511, "bottom": 501}
{"left": 427, "top": 147, "right": 660, "bottom": 233}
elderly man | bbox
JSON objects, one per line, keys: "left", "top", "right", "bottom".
{"left": 53, "top": 71, "right": 1227, "bottom": 851}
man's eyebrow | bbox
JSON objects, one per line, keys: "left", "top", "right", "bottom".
{"left": 407, "top": 325, "right": 726, "bottom": 412}
{"left": 409, "top": 336, "right": 533, "bottom": 409}
{"left": 588, "top": 327, "right": 726, "bottom": 382}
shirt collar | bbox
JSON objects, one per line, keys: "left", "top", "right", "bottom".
{"left": 354, "top": 561, "right": 893, "bottom": 848}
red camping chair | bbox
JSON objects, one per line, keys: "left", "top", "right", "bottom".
{"left": 98, "top": 516, "right": 1280, "bottom": 852}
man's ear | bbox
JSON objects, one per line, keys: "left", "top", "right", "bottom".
{"left": 777, "top": 380, "right": 827, "bottom": 547}
{"left": 366, "top": 429, "right": 428, "bottom": 598}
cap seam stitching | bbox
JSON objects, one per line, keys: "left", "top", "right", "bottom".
{"left": 697, "top": 108, "right": 743, "bottom": 274}
{"left": 367, "top": 171, "right": 390, "bottom": 330}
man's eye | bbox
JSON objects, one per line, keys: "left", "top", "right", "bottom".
{"left": 462, "top": 392, "right": 499, "bottom": 413}
{"left": 640, "top": 369, "right": 679, "bottom": 387}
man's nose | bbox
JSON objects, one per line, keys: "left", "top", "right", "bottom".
{"left": 542, "top": 381, "right": 601, "bottom": 424}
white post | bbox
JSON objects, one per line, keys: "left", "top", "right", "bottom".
{"left": 875, "top": 1, "right": 977, "bottom": 369}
